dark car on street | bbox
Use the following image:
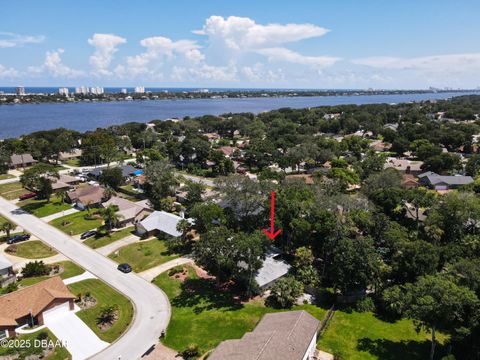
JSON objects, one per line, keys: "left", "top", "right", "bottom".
{"left": 7, "top": 234, "right": 31, "bottom": 244}
{"left": 80, "top": 230, "right": 98, "bottom": 240}
{"left": 117, "top": 263, "right": 132, "bottom": 273}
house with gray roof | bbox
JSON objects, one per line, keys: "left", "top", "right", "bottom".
{"left": 136, "top": 211, "right": 192, "bottom": 237}
{"left": 209, "top": 310, "right": 320, "bottom": 360}
{"left": 9, "top": 154, "right": 37, "bottom": 169}
{"left": 418, "top": 171, "right": 474, "bottom": 190}
{"left": 255, "top": 249, "right": 291, "bottom": 289}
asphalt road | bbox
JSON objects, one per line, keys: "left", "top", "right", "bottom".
{"left": 0, "top": 196, "right": 170, "bottom": 360}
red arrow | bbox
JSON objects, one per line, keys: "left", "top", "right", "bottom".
{"left": 262, "top": 191, "right": 282, "bottom": 240}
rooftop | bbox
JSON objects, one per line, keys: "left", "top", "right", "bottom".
{"left": 209, "top": 310, "right": 320, "bottom": 360}
{"left": 0, "top": 276, "right": 75, "bottom": 327}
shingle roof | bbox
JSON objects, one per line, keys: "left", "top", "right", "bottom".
{"left": 419, "top": 172, "right": 474, "bottom": 186}
{"left": 0, "top": 276, "right": 75, "bottom": 327}
{"left": 10, "top": 154, "right": 37, "bottom": 166}
{"left": 209, "top": 311, "right": 320, "bottom": 360}
{"left": 139, "top": 211, "right": 190, "bottom": 237}
{"left": 103, "top": 196, "right": 151, "bottom": 221}
{"left": 255, "top": 253, "right": 291, "bottom": 288}
{"left": 67, "top": 185, "right": 105, "bottom": 204}
{"left": 88, "top": 164, "right": 138, "bottom": 178}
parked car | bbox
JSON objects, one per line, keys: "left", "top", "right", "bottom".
{"left": 80, "top": 230, "right": 98, "bottom": 240}
{"left": 7, "top": 234, "right": 31, "bottom": 244}
{"left": 117, "top": 263, "right": 132, "bottom": 273}
{"left": 19, "top": 192, "right": 37, "bottom": 201}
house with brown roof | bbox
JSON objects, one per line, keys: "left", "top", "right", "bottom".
{"left": 67, "top": 185, "right": 105, "bottom": 209}
{"left": 9, "top": 154, "right": 37, "bottom": 169}
{"left": 50, "top": 174, "right": 81, "bottom": 192}
{"left": 384, "top": 157, "right": 423, "bottom": 175}
{"left": 102, "top": 196, "right": 152, "bottom": 226}
{"left": 217, "top": 146, "right": 236, "bottom": 158}
{"left": 209, "top": 310, "right": 320, "bottom": 360}
{"left": 58, "top": 149, "right": 82, "bottom": 162}
{"left": 0, "top": 277, "right": 75, "bottom": 339}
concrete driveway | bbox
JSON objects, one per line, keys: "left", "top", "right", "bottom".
{"left": 0, "top": 197, "right": 171, "bottom": 360}
{"left": 44, "top": 307, "right": 109, "bottom": 360}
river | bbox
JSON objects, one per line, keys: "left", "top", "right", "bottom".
{"left": 0, "top": 91, "right": 476, "bottom": 138}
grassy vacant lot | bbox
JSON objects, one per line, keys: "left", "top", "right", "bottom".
{"left": 12, "top": 240, "right": 58, "bottom": 259}
{"left": 84, "top": 226, "right": 135, "bottom": 249}
{"left": 318, "top": 310, "right": 447, "bottom": 360}
{"left": 109, "top": 238, "right": 178, "bottom": 272}
{"left": 18, "top": 195, "right": 71, "bottom": 217}
{"left": 68, "top": 279, "right": 133, "bottom": 343}
{"left": 0, "top": 328, "right": 70, "bottom": 360}
{"left": 0, "top": 181, "right": 29, "bottom": 200}
{"left": 50, "top": 210, "right": 103, "bottom": 235}
{"left": 154, "top": 265, "right": 326, "bottom": 355}
{"left": 18, "top": 261, "right": 85, "bottom": 287}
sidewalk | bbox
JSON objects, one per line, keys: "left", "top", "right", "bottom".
{"left": 95, "top": 234, "right": 141, "bottom": 256}
{"left": 138, "top": 257, "right": 193, "bottom": 282}
{"left": 41, "top": 207, "right": 79, "bottom": 222}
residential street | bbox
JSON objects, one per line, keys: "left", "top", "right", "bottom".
{"left": 0, "top": 196, "right": 171, "bottom": 360}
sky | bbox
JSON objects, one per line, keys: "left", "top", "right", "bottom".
{"left": 1, "top": 0, "right": 479, "bottom": 89}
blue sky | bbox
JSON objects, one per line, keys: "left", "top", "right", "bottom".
{"left": 1, "top": 0, "right": 479, "bottom": 88}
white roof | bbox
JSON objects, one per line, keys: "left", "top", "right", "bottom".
{"left": 0, "top": 253, "right": 13, "bottom": 271}
{"left": 255, "top": 254, "right": 291, "bottom": 288}
{"left": 139, "top": 211, "right": 190, "bottom": 237}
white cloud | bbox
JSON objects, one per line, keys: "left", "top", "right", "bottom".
{"left": 124, "top": 36, "right": 204, "bottom": 77}
{"left": 256, "top": 47, "right": 339, "bottom": 67}
{"left": 171, "top": 62, "right": 237, "bottom": 82}
{"left": 352, "top": 53, "right": 480, "bottom": 71}
{"left": 241, "top": 63, "right": 284, "bottom": 82}
{"left": 194, "top": 16, "right": 329, "bottom": 50}
{"left": 88, "top": 33, "right": 126, "bottom": 76}
{"left": 0, "top": 64, "right": 20, "bottom": 78}
{"left": 0, "top": 32, "right": 45, "bottom": 48}
{"left": 30, "top": 49, "right": 84, "bottom": 78}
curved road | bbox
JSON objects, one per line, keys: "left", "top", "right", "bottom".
{"left": 0, "top": 196, "right": 170, "bottom": 360}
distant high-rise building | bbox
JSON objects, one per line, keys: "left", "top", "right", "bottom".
{"left": 120, "top": 88, "right": 128, "bottom": 94}
{"left": 75, "top": 86, "right": 89, "bottom": 95}
{"left": 89, "top": 86, "right": 104, "bottom": 95}
{"left": 134, "top": 86, "right": 145, "bottom": 94}
{"left": 15, "top": 86, "right": 25, "bottom": 96}
{"left": 58, "top": 87, "right": 69, "bottom": 96}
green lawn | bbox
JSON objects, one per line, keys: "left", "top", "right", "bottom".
{"left": 67, "top": 279, "right": 133, "bottom": 343}
{"left": 0, "top": 329, "right": 70, "bottom": 360}
{"left": 18, "top": 196, "right": 71, "bottom": 217}
{"left": 318, "top": 310, "right": 448, "bottom": 360}
{"left": 17, "top": 261, "right": 85, "bottom": 287}
{"left": 0, "top": 181, "right": 29, "bottom": 200}
{"left": 109, "top": 238, "right": 178, "bottom": 272}
{"left": 84, "top": 226, "right": 135, "bottom": 249}
{"left": 0, "top": 173, "right": 15, "bottom": 180}
{"left": 12, "top": 240, "right": 58, "bottom": 259}
{"left": 64, "top": 158, "right": 81, "bottom": 167}
{"left": 153, "top": 265, "right": 326, "bottom": 355}
{"left": 50, "top": 211, "right": 103, "bottom": 235}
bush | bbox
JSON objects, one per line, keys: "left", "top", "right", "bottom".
{"left": 21, "top": 261, "right": 50, "bottom": 278}
{"left": 36, "top": 331, "right": 48, "bottom": 341}
{"left": 168, "top": 267, "right": 183, "bottom": 276}
{"left": 355, "top": 297, "right": 376, "bottom": 312}
{"left": 267, "top": 276, "right": 304, "bottom": 308}
{"left": 182, "top": 344, "right": 200, "bottom": 360}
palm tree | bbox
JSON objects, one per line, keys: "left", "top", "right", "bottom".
{"left": 57, "top": 189, "right": 68, "bottom": 205}
{"left": 1, "top": 221, "right": 16, "bottom": 239}
{"left": 176, "top": 219, "right": 190, "bottom": 244}
{"left": 101, "top": 205, "right": 121, "bottom": 232}
{"left": 103, "top": 186, "right": 117, "bottom": 201}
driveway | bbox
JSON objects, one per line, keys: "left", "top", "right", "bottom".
{"left": 0, "top": 197, "right": 170, "bottom": 360}
{"left": 44, "top": 307, "right": 109, "bottom": 360}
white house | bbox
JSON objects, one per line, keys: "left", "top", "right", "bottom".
{"left": 136, "top": 211, "right": 192, "bottom": 237}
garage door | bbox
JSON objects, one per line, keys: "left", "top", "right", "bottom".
{"left": 42, "top": 302, "right": 70, "bottom": 322}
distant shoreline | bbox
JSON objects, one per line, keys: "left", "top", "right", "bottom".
{"left": 1, "top": 88, "right": 478, "bottom": 106}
